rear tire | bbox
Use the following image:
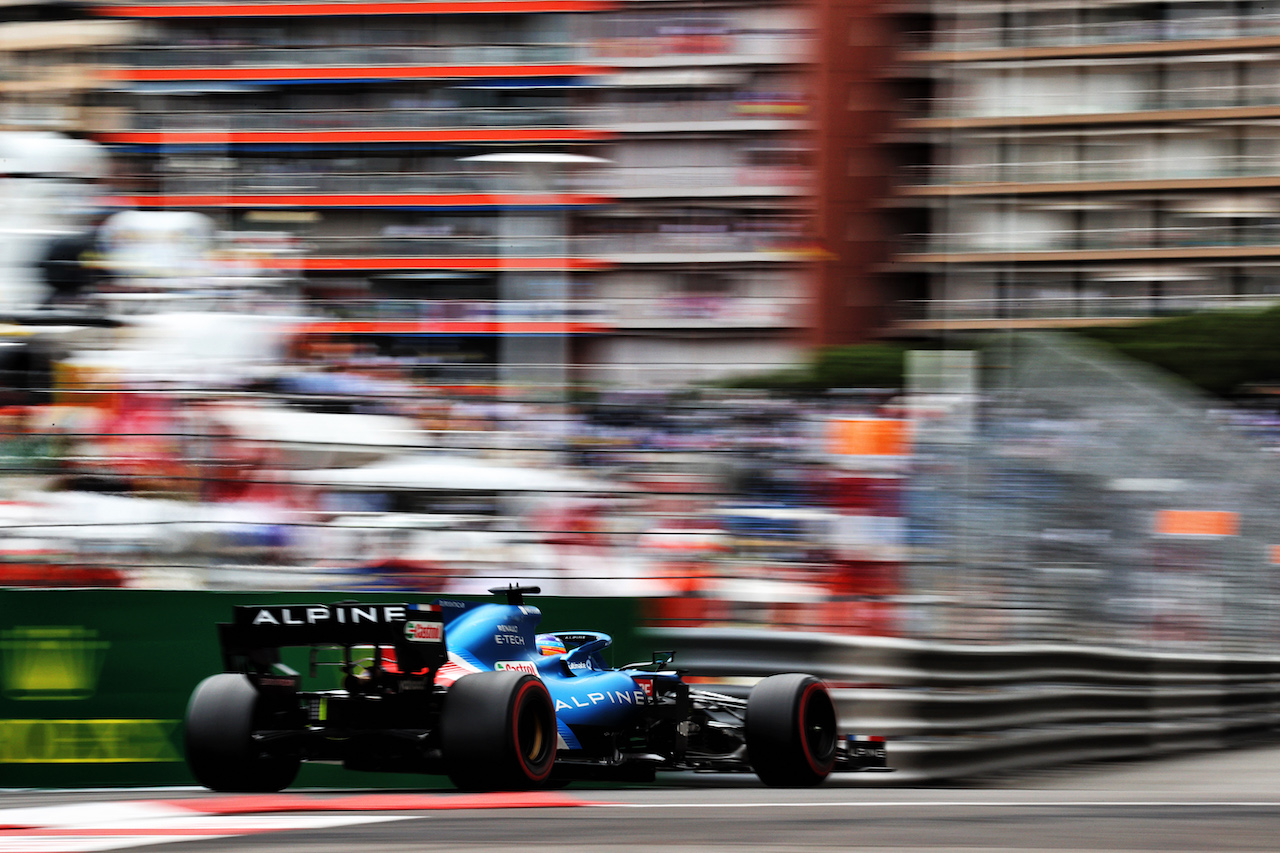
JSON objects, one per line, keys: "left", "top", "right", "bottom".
{"left": 440, "top": 671, "right": 556, "bottom": 791}
{"left": 745, "top": 673, "right": 837, "bottom": 787}
{"left": 184, "top": 673, "right": 300, "bottom": 792}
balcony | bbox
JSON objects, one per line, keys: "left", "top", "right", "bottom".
{"left": 909, "top": 12, "right": 1280, "bottom": 55}
{"left": 102, "top": 44, "right": 604, "bottom": 84}
{"left": 116, "top": 43, "right": 583, "bottom": 68}
{"left": 603, "top": 165, "right": 808, "bottom": 198}
{"left": 899, "top": 223, "right": 1280, "bottom": 264}
{"left": 0, "top": 101, "right": 82, "bottom": 130}
{"left": 131, "top": 166, "right": 807, "bottom": 205}
{"left": 605, "top": 295, "right": 805, "bottom": 330}
{"left": 252, "top": 230, "right": 808, "bottom": 268}
{"left": 302, "top": 233, "right": 596, "bottom": 258}
{"left": 297, "top": 299, "right": 610, "bottom": 336}
{"left": 128, "top": 106, "right": 591, "bottom": 132}
{"left": 590, "top": 33, "right": 812, "bottom": 66}
{"left": 296, "top": 296, "right": 804, "bottom": 330}
{"left": 597, "top": 99, "right": 809, "bottom": 133}
{"left": 273, "top": 233, "right": 609, "bottom": 272}
{"left": 594, "top": 231, "right": 812, "bottom": 264}
{"left": 121, "top": 170, "right": 613, "bottom": 207}
{"left": 894, "top": 293, "right": 1280, "bottom": 330}
{"left": 900, "top": 155, "right": 1280, "bottom": 192}
{"left": 911, "top": 80, "right": 1280, "bottom": 125}
{"left": 0, "top": 64, "right": 107, "bottom": 95}
{"left": 0, "top": 18, "right": 137, "bottom": 52}
{"left": 154, "top": 171, "right": 476, "bottom": 195}
{"left": 96, "top": 106, "right": 611, "bottom": 144}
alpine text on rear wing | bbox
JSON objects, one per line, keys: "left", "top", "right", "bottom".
{"left": 217, "top": 602, "right": 446, "bottom": 675}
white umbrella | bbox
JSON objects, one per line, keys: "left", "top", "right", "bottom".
{"left": 291, "top": 454, "right": 624, "bottom": 494}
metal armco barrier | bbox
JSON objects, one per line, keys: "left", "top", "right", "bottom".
{"left": 643, "top": 627, "right": 1280, "bottom": 783}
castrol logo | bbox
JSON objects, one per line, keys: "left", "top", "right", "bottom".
{"left": 405, "top": 621, "right": 443, "bottom": 643}
{"left": 495, "top": 660, "right": 539, "bottom": 676}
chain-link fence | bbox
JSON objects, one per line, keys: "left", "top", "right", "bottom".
{"left": 906, "top": 331, "right": 1280, "bottom": 653}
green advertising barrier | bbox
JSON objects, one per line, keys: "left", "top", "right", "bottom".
{"left": 0, "top": 588, "right": 643, "bottom": 789}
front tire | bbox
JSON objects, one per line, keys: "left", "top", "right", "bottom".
{"left": 184, "top": 673, "right": 300, "bottom": 792}
{"left": 440, "top": 671, "right": 556, "bottom": 791}
{"left": 746, "top": 673, "right": 837, "bottom": 787}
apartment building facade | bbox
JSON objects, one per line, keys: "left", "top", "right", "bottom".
{"left": 18, "top": 1, "right": 1280, "bottom": 373}
{"left": 892, "top": 1, "right": 1280, "bottom": 331}
{"left": 1, "top": 0, "right": 133, "bottom": 132}
{"left": 1, "top": 1, "right": 141, "bottom": 308}
{"left": 42, "top": 0, "right": 896, "bottom": 389}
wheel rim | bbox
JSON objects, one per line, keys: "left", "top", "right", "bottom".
{"left": 520, "top": 709, "right": 547, "bottom": 763}
{"left": 800, "top": 684, "right": 837, "bottom": 771}
{"left": 513, "top": 682, "right": 553, "bottom": 777}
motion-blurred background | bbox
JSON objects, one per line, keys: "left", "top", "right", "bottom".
{"left": 5, "top": 0, "right": 1280, "bottom": 653}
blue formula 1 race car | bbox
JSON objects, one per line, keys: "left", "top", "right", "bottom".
{"left": 184, "top": 585, "right": 888, "bottom": 791}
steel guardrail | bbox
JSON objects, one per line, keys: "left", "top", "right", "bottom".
{"left": 643, "top": 628, "right": 1280, "bottom": 783}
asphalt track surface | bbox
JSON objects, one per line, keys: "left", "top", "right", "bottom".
{"left": 6, "top": 742, "right": 1280, "bottom": 852}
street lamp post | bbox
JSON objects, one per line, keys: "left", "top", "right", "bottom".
{"left": 458, "top": 152, "right": 609, "bottom": 403}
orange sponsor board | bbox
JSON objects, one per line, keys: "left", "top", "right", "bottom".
{"left": 1270, "top": 545, "right": 1280, "bottom": 565}
{"left": 95, "top": 1, "right": 617, "bottom": 18}
{"left": 119, "top": 193, "right": 609, "bottom": 209}
{"left": 1154, "top": 510, "right": 1239, "bottom": 537}
{"left": 101, "top": 64, "right": 607, "bottom": 82}
{"left": 97, "top": 128, "right": 614, "bottom": 145}
{"left": 283, "top": 257, "right": 610, "bottom": 272}
{"left": 297, "top": 320, "right": 606, "bottom": 336}
{"left": 827, "top": 418, "right": 910, "bottom": 457}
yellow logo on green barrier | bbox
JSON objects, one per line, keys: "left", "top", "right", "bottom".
{"left": 0, "top": 626, "right": 110, "bottom": 700}
{"left": 0, "top": 719, "right": 182, "bottom": 763}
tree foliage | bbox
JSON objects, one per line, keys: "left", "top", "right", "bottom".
{"left": 1077, "top": 306, "right": 1280, "bottom": 398}
{"left": 722, "top": 342, "right": 911, "bottom": 393}
{"left": 721, "top": 306, "right": 1280, "bottom": 399}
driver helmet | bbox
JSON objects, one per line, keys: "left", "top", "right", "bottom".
{"left": 536, "top": 633, "right": 568, "bottom": 656}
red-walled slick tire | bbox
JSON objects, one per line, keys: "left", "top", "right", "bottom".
{"left": 745, "top": 673, "right": 838, "bottom": 787}
{"left": 440, "top": 670, "right": 556, "bottom": 791}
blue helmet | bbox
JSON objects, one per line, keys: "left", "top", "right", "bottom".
{"left": 536, "top": 633, "right": 568, "bottom": 656}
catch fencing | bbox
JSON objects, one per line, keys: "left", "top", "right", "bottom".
{"left": 647, "top": 627, "right": 1280, "bottom": 783}
{"left": 902, "top": 331, "right": 1280, "bottom": 653}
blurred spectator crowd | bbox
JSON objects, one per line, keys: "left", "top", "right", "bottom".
{"left": 4, "top": 315, "right": 1280, "bottom": 654}
{"left": 0, "top": 314, "right": 912, "bottom": 639}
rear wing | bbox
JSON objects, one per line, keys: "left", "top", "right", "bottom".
{"left": 218, "top": 602, "right": 446, "bottom": 677}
